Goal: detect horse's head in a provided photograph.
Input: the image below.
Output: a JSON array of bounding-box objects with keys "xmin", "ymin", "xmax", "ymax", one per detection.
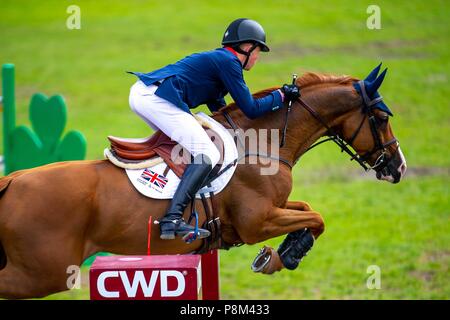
[
  {"xmin": 337, "ymin": 63, "xmax": 407, "ymax": 183},
  {"xmin": 215, "ymin": 65, "xmax": 407, "ymax": 183}
]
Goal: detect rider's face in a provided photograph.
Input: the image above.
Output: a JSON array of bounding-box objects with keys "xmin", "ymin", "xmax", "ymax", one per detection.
[{"xmin": 244, "ymin": 46, "xmax": 261, "ymax": 71}]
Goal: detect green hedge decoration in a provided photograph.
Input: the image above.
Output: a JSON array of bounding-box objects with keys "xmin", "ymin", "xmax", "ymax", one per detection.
[{"xmin": 2, "ymin": 64, "xmax": 86, "ymax": 174}]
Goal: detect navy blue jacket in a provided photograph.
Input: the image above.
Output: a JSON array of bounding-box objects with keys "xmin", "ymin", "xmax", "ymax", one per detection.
[{"xmin": 128, "ymin": 48, "xmax": 283, "ymax": 119}]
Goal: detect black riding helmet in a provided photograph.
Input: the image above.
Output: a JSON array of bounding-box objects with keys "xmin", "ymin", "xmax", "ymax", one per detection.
[
  {"xmin": 222, "ymin": 18, "xmax": 270, "ymax": 52},
  {"xmin": 222, "ymin": 18, "xmax": 270, "ymax": 69}
]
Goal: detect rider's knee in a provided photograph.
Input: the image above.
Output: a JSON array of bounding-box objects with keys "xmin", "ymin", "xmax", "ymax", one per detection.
[
  {"xmin": 209, "ymin": 147, "xmax": 221, "ymax": 167},
  {"xmin": 196, "ymin": 147, "xmax": 220, "ymax": 167}
]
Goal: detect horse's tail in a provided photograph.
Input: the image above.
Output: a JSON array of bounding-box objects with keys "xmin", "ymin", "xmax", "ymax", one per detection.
[{"xmin": 0, "ymin": 171, "xmax": 25, "ymax": 270}]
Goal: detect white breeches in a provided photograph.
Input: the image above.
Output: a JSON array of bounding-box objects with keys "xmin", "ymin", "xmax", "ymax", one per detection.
[{"xmin": 129, "ymin": 80, "xmax": 220, "ymax": 167}]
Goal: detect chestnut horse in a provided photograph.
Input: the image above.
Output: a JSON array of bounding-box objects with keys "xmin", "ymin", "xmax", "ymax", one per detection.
[{"xmin": 0, "ymin": 66, "xmax": 406, "ymax": 298}]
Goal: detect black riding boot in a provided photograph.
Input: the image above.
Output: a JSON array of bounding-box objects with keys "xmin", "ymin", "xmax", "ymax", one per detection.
[{"xmin": 159, "ymin": 154, "xmax": 214, "ymax": 241}]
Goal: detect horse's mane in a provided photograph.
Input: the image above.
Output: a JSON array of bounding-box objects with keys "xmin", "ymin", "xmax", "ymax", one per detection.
[
  {"xmin": 216, "ymin": 72, "xmax": 358, "ymax": 114},
  {"xmin": 296, "ymin": 72, "xmax": 357, "ymax": 88}
]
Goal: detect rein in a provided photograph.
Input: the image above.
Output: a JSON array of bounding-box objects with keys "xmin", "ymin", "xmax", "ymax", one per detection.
[
  {"xmin": 219, "ymin": 78, "xmax": 398, "ymax": 173},
  {"xmin": 221, "ymin": 110, "xmax": 294, "ymax": 169},
  {"xmin": 289, "ymin": 80, "xmax": 397, "ymax": 171}
]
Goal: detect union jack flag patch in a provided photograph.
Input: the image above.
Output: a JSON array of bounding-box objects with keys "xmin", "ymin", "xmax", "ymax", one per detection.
[{"xmin": 140, "ymin": 169, "xmax": 169, "ymax": 189}]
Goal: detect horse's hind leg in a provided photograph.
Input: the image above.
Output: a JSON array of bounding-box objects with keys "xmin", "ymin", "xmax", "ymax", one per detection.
[
  {"xmin": 0, "ymin": 263, "xmax": 44, "ymax": 299},
  {"xmin": 0, "ymin": 236, "xmax": 79, "ymax": 299},
  {"xmin": 0, "ymin": 172, "xmax": 87, "ymax": 299},
  {"xmin": 0, "ymin": 260, "xmax": 76, "ymax": 299}
]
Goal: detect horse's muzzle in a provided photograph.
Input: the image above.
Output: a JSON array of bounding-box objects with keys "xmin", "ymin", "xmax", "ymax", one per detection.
[{"xmin": 376, "ymin": 146, "xmax": 407, "ymax": 184}]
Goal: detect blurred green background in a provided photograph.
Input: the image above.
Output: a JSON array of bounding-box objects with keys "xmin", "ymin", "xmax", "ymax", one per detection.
[{"xmin": 0, "ymin": 0, "xmax": 448, "ymax": 299}]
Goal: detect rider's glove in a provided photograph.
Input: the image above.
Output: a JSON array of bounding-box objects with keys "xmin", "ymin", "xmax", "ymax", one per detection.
[{"xmin": 281, "ymin": 84, "xmax": 300, "ymax": 103}]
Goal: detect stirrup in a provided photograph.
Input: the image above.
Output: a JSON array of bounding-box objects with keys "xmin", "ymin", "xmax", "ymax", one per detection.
[{"xmin": 159, "ymin": 217, "xmax": 210, "ymax": 241}]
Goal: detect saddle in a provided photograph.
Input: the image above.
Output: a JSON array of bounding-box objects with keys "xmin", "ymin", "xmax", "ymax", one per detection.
[
  {"xmin": 106, "ymin": 112, "xmax": 240, "ymax": 253},
  {"xmin": 107, "ymin": 126, "xmax": 224, "ymax": 178}
]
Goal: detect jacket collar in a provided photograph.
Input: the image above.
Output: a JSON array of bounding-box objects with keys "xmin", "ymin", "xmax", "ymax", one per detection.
[{"xmin": 223, "ymin": 46, "xmax": 238, "ymax": 57}]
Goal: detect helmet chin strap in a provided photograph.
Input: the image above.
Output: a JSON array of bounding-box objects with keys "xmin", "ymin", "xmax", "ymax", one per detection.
[{"xmin": 233, "ymin": 42, "xmax": 259, "ymax": 69}]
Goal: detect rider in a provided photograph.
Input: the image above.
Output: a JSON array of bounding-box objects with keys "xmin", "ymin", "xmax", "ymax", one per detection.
[{"xmin": 128, "ymin": 18, "xmax": 300, "ymax": 242}]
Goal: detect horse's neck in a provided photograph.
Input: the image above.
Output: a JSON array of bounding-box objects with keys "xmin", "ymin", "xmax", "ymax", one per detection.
[{"xmin": 213, "ymin": 85, "xmax": 356, "ymax": 165}]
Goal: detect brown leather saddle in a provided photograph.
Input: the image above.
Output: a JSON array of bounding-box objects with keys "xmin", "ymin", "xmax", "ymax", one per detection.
[{"xmin": 108, "ymin": 127, "xmax": 224, "ymax": 178}]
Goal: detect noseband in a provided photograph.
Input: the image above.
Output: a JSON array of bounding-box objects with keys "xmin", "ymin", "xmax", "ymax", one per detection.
[{"xmin": 288, "ymin": 80, "xmax": 398, "ymax": 171}]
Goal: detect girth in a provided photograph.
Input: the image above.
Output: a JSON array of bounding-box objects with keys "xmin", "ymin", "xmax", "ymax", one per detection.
[{"xmin": 195, "ymin": 187, "xmax": 222, "ymax": 254}]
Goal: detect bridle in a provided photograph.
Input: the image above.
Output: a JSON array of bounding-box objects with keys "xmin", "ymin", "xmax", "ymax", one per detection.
[{"xmin": 281, "ymin": 79, "xmax": 398, "ymax": 172}]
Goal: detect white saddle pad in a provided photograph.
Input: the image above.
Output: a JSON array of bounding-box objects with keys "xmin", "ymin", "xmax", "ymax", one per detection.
[{"xmin": 125, "ymin": 112, "xmax": 238, "ymax": 199}]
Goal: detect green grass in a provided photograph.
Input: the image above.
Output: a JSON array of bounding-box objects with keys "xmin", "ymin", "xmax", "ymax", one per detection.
[
  {"xmin": 220, "ymin": 175, "xmax": 449, "ymax": 299},
  {"xmin": 0, "ymin": 0, "xmax": 448, "ymax": 299}
]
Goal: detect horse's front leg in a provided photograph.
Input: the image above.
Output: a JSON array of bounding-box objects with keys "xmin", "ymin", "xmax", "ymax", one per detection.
[
  {"xmin": 249, "ymin": 206, "xmax": 325, "ymax": 275},
  {"xmin": 285, "ymin": 200, "xmax": 313, "ymax": 211},
  {"xmin": 260, "ymin": 206, "xmax": 325, "ymax": 241},
  {"xmin": 284, "ymin": 200, "xmax": 326, "ymax": 238}
]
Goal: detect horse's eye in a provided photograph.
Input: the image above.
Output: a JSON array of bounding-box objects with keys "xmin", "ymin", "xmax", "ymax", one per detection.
[
  {"xmin": 377, "ymin": 113, "xmax": 389, "ymax": 122},
  {"xmin": 374, "ymin": 114, "xmax": 388, "ymax": 127}
]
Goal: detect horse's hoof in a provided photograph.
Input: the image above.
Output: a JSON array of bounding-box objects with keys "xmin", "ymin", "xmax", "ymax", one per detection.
[{"xmin": 251, "ymin": 246, "xmax": 284, "ymax": 274}]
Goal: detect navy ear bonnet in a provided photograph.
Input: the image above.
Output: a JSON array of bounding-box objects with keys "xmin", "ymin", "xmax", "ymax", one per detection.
[{"xmin": 353, "ymin": 63, "xmax": 393, "ymax": 116}]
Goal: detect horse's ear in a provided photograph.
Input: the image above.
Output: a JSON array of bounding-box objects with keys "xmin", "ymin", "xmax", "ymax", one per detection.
[
  {"xmin": 366, "ymin": 68, "xmax": 388, "ymax": 95},
  {"xmin": 365, "ymin": 63, "xmax": 382, "ymax": 82}
]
